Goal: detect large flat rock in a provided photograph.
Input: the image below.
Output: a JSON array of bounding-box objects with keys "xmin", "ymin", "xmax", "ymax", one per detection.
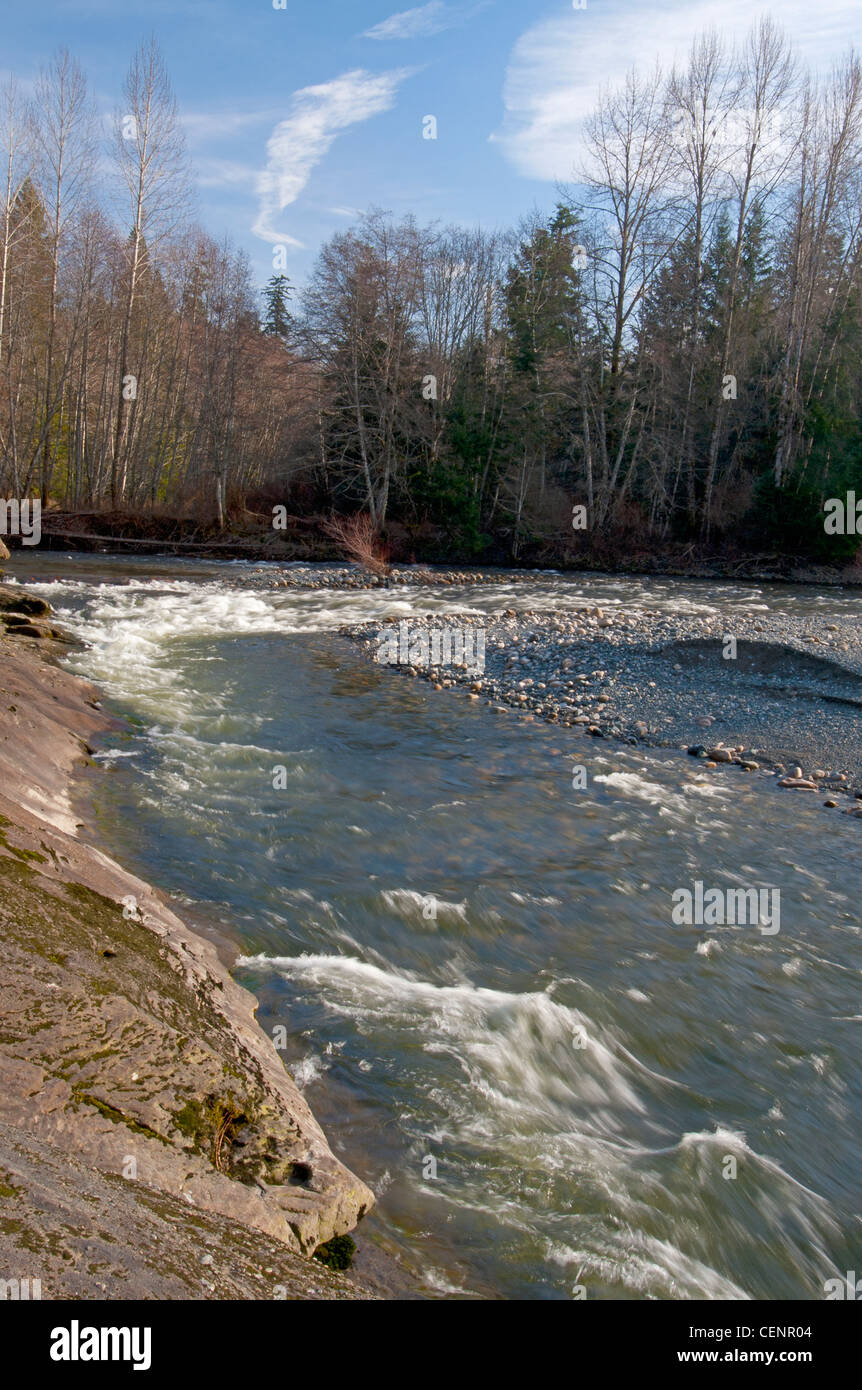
[{"xmin": 0, "ymin": 625, "xmax": 379, "ymax": 1296}]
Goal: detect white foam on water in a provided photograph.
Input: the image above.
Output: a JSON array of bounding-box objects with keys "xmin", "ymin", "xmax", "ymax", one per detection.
[
  {"xmin": 38, "ymin": 576, "xmax": 487, "ymax": 725},
  {"xmin": 422, "ymin": 1268, "xmax": 478, "ymax": 1297},
  {"xmin": 381, "ymin": 888, "xmax": 468, "ymax": 922},
  {"xmin": 695, "ymin": 938, "xmax": 721, "ymax": 956},
  {"xmin": 237, "ymin": 952, "xmax": 651, "ymax": 1141},
  {"xmin": 237, "ymin": 948, "xmax": 843, "ymax": 1298},
  {"xmin": 545, "ymin": 1236, "xmax": 749, "ymax": 1300},
  {"xmin": 290, "ymin": 1054, "xmax": 328, "ymax": 1090},
  {"xmin": 595, "ymin": 770, "xmax": 732, "ymax": 823}
]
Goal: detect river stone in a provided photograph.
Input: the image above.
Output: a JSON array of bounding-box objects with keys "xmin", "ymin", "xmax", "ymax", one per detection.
[{"xmin": 0, "ymin": 585, "xmax": 51, "ymax": 617}]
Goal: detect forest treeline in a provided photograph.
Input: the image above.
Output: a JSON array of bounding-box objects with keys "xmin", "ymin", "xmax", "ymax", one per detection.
[{"xmin": 2, "ymin": 20, "xmax": 862, "ymax": 565}]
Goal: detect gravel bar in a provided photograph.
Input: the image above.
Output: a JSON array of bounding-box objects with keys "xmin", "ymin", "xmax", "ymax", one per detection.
[{"xmin": 343, "ymin": 605, "xmax": 862, "ymax": 818}]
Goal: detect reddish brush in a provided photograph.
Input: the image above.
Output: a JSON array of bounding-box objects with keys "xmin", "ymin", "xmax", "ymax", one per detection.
[{"xmin": 323, "ymin": 513, "xmax": 390, "ymax": 578}]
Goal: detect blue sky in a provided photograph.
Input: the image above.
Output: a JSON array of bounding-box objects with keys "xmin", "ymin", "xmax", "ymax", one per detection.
[{"xmin": 3, "ymin": 0, "xmax": 860, "ymax": 289}]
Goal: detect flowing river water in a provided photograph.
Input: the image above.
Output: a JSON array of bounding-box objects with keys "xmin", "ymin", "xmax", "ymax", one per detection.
[{"xmin": 9, "ymin": 554, "xmax": 862, "ymax": 1300}]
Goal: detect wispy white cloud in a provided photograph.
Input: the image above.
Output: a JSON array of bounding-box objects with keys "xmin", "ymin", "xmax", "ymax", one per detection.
[
  {"xmin": 362, "ymin": 2, "xmax": 486, "ymax": 41},
  {"xmin": 253, "ymin": 68, "xmax": 412, "ymax": 245},
  {"xmin": 196, "ymin": 158, "xmax": 259, "ymax": 190},
  {"xmin": 493, "ymin": 0, "xmax": 860, "ymax": 184},
  {"xmin": 183, "ymin": 110, "xmax": 278, "ymax": 145}
]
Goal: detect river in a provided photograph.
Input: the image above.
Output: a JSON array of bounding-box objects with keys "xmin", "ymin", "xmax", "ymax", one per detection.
[{"xmin": 9, "ymin": 553, "xmax": 861, "ymax": 1300}]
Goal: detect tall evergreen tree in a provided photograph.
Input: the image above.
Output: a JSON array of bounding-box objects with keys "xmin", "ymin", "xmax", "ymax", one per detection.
[{"xmin": 261, "ymin": 273, "xmax": 292, "ymax": 340}]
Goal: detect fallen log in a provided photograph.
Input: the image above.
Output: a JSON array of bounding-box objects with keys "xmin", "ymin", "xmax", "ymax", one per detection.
[{"xmin": 39, "ymin": 529, "xmax": 258, "ymax": 551}]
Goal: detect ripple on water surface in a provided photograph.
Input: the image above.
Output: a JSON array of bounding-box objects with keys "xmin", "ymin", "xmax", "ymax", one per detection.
[{"xmin": 12, "ymin": 555, "xmax": 862, "ymax": 1299}]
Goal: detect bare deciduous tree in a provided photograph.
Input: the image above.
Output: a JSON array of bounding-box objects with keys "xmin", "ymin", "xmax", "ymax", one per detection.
[{"xmin": 111, "ymin": 36, "xmax": 188, "ymax": 504}]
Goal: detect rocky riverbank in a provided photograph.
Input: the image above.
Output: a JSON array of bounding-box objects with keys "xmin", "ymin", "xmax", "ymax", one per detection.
[
  {"xmin": 344, "ymin": 606, "xmax": 862, "ymax": 816},
  {"xmin": 233, "ymin": 564, "xmax": 533, "ymax": 591},
  {"xmin": 27, "ymin": 511, "xmax": 862, "ymax": 587},
  {"xmin": 0, "ymin": 588, "xmax": 393, "ymax": 1299},
  {"xmin": 236, "ymin": 559, "xmax": 862, "ymax": 594}
]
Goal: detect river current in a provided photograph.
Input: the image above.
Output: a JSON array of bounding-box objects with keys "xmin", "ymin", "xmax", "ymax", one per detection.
[{"xmin": 9, "ymin": 554, "xmax": 861, "ymax": 1300}]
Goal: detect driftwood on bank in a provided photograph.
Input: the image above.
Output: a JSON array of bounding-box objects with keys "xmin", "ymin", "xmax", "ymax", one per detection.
[{"xmin": 39, "ymin": 528, "xmax": 255, "ymax": 551}]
